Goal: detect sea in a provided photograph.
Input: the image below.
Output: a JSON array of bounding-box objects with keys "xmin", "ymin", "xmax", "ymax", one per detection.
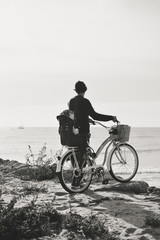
[{"xmin": 0, "ymin": 126, "xmax": 160, "ymax": 187}]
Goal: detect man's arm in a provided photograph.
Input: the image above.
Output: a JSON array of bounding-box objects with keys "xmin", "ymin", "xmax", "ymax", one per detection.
[{"xmin": 87, "ymin": 100, "xmax": 116, "ymax": 122}]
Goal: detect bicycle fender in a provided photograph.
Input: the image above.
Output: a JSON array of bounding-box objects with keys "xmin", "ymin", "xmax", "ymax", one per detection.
[
  {"xmin": 106, "ymin": 144, "xmax": 119, "ymax": 171},
  {"xmin": 107, "ymin": 143, "xmax": 126, "ymax": 171},
  {"xmin": 106, "ymin": 150, "xmax": 112, "ymax": 171},
  {"xmin": 56, "ymin": 150, "xmax": 71, "ymax": 173},
  {"xmin": 56, "ymin": 160, "xmax": 61, "ymax": 173}
]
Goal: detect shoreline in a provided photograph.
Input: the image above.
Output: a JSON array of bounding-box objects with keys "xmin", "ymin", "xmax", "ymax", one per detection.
[
  {"xmin": 1, "ymin": 158, "xmax": 160, "ymax": 239},
  {"xmin": 1, "ymin": 156, "xmax": 160, "ymax": 187},
  {"xmin": 133, "ymin": 172, "xmax": 160, "ymax": 188}
]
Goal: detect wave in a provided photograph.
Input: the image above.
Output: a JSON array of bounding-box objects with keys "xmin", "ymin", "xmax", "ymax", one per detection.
[
  {"xmin": 131, "ymin": 136, "xmax": 156, "ymax": 139},
  {"xmin": 98, "ymin": 148, "xmax": 160, "ymax": 154},
  {"xmin": 137, "ymin": 169, "xmax": 160, "ymax": 174},
  {"xmin": 137, "ymin": 148, "xmax": 160, "ymax": 153}
]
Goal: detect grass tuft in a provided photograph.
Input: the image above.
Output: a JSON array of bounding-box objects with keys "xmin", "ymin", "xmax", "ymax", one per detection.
[{"xmin": 145, "ymin": 214, "xmax": 160, "ymax": 228}]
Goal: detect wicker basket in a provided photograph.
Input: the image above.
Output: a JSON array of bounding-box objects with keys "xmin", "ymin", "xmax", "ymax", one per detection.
[{"xmin": 110, "ymin": 124, "xmax": 131, "ymax": 142}]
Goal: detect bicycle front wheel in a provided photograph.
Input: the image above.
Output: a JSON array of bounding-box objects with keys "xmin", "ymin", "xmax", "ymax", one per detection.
[
  {"xmin": 58, "ymin": 151, "xmax": 93, "ymax": 193},
  {"xmin": 108, "ymin": 143, "xmax": 139, "ymax": 182}
]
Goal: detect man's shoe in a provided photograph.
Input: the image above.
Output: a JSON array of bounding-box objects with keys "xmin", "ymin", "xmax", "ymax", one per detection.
[
  {"xmin": 71, "ymin": 185, "xmax": 80, "ymax": 189},
  {"xmin": 71, "ymin": 176, "xmax": 81, "ymax": 189}
]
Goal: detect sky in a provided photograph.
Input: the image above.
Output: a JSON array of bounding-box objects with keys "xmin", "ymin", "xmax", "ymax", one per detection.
[{"xmin": 0, "ymin": 0, "xmax": 160, "ymax": 127}]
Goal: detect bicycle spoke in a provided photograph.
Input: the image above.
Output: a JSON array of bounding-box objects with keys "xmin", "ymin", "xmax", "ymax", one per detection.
[
  {"xmin": 58, "ymin": 151, "xmax": 93, "ymax": 193},
  {"xmin": 109, "ymin": 143, "xmax": 139, "ymax": 182}
]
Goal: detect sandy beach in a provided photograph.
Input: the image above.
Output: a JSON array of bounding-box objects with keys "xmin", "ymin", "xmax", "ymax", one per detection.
[{"xmin": 0, "ymin": 159, "xmax": 160, "ymax": 240}]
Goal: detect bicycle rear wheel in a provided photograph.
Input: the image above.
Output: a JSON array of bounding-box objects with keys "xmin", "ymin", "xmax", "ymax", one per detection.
[
  {"xmin": 108, "ymin": 143, "xmax": 139, "ymax": 182},
  {"xmin": 58, "ymin": 151, "xmax": 93, "ymax": 193}
]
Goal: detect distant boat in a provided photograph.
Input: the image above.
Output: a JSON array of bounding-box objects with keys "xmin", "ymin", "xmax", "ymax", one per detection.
[
  {"xmin": 18, "ymin": 121, "xmax": 24, "ymax": 129},
  {"xmin": 18, "ymin": 126, "xmax": 24, "ymax": 129}
]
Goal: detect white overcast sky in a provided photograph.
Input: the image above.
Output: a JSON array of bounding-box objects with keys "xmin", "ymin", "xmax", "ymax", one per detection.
[{"xmin": 0, "ymin": 0, "xmax": 160, "ymax": 127}]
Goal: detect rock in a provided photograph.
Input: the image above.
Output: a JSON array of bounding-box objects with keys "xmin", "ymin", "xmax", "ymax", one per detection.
[
  {"xmin": 95, "ymin": 181, "xmax": 149, "ymax": 194},
  {"xmin": 148, "ymin": 186, "xmax": 160, "ymax": 195}
]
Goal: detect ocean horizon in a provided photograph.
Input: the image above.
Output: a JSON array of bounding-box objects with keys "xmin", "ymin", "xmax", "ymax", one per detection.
[{"xmin": 0, "ymin": 126, "xmax": 160, "ymax": 182}]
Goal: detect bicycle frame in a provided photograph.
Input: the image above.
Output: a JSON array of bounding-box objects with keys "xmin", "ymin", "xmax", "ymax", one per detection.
[
  {"xmin": 56, "ymin": 136, "xmax": 118, "ymax": 173},
  {"xmin": 56, "ymin": 146, "xmax": 79, "ymax": 172},
  {"xmin": 57, "ymin": 121, "xmax": 139, "ymax": 193},
  {"xmin": 95, "ymin": 137, "xmax": 112, "ymax": 164},
  {"xmin": 56, "ymin": 121, "xmax": 121, "ymax": 173}
]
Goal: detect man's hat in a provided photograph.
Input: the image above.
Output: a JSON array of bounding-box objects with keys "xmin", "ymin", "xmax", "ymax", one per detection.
[{"xmin": 74, "ymin": 81, "xmax": 87, "ymax": 93}]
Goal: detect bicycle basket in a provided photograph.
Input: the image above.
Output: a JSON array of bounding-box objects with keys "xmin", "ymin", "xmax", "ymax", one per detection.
[{"xmin": 110, "ymin": 124, "xmax": 131, "ymax": 142}]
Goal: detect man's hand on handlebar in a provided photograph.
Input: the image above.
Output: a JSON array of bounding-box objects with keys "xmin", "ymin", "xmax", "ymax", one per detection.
[
  {"xmin": 112, "ymin": 116, "xmax": 119, "ymax": 123},
  {"xmin": 89, "ymin": 118, "xmax": 96, "ymax": 125}
]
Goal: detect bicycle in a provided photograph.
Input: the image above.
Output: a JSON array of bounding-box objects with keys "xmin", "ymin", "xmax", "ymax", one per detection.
[{"xmin": 56, "ymin": 121, "xmax": 139, "ymax": 194}]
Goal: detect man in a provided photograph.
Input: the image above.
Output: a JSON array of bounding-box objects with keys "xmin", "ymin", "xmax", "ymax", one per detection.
[
  {"xmin": 69, "ymin": 81, "xmax": 117, "ymax": 188},
  {"xmin": 69, "ymin": 81, "xmax": 117, "ymax": 135}
]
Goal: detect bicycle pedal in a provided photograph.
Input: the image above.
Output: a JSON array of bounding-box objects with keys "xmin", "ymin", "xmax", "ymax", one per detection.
[
  {"xmin": 96, "ymin": 167, "xmax": 104, "ymax": 172},
  {"xmin": 91, "ymin": 153, "xmax": 96, "ymax": 158},
  {"xmin": 102, "ymin": 179, "xmax": 109, "ymax": 185}
]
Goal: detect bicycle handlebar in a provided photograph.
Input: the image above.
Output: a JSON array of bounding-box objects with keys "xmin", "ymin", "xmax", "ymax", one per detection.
[
  {"xmin": 89, "ymin": 119, "xmax": 120, "ymax": 129},
  {"xmin": 94, "ymin": 121, "xmax": 109, "ymax": 129}
]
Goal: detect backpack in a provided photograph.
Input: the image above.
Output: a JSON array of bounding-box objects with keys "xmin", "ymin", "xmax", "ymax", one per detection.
[{"xmin": 57, "ymin": 113, "xmax": 74, "ymax": 146}]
